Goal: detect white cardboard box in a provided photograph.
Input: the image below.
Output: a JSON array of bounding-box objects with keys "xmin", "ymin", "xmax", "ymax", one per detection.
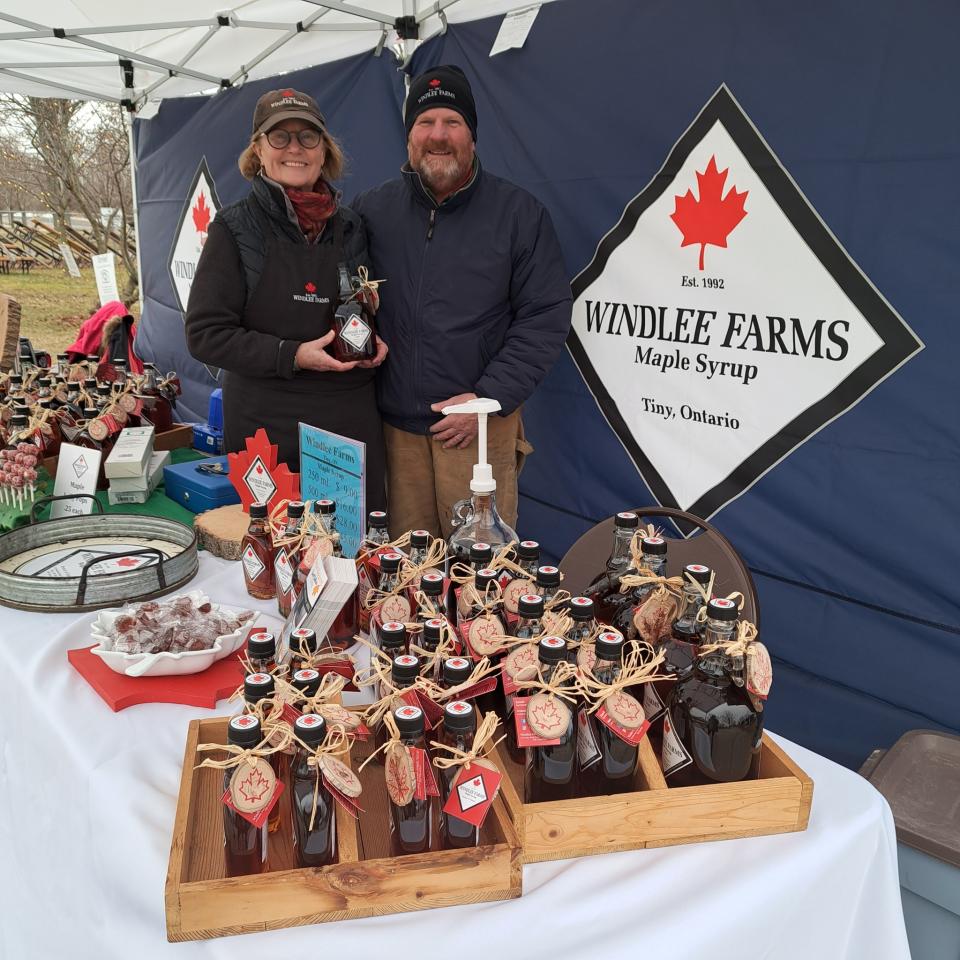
[
  {"xmin": 107, "ymin": 450, "xmax": 170, "ymax": 503},
  {"xmin": 104, "ymin": 426, "xmax": 155, "ymax": 479}
]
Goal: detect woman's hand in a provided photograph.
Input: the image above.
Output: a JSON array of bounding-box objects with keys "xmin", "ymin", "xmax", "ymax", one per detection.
[
  {"xmin": 295, "ymin": 331, "xmax": 358, "ymax": 372},
  {"xmin": 356, "ymin": 335, "xmax": 389, "ymax": 369}
]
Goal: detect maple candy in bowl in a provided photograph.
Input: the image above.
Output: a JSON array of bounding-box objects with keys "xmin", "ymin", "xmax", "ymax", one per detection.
[{"xmin": 90, "ymin": 590, "xmax": 259, "ymax": 677}]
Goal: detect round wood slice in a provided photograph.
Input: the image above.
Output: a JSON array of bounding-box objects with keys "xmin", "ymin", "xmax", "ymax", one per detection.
[{"xmin": 196, "ymin": 504, "xmax": 248, "ymax": 561}]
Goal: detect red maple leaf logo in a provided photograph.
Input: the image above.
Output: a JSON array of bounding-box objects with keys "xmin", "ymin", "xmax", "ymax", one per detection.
[
  {"xmin": 114, "ymin": 557, "xmax": 140, "ymax": 568},
  {"xmin": 192, "ymin": 192, "xmax": 211, "ymax": 234},
  {"xmin": 237, "ymin": 767, "xmax": 271, "ymax": 804},
  {"xmin": 282, "ymin": 88, "xmax": 295, "ymax": 98},
  {"xmin": 429, "ymin": 78, "xmax": 441, "ymax": 88},
  {"xmin": 670, "ymin": 155, "xmax": 748, "ymax": 270},
  {"xmin": 305, "ymin": 282, "xmax": 316, "ymax": 294}
]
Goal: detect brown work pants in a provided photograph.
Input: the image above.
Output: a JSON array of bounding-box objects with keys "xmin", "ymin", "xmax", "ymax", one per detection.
[{"xmin": 384, "ymin": 410, "xmax": 533, "ymax": 538}]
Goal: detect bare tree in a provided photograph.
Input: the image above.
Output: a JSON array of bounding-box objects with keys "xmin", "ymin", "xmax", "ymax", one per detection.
[{"xmin": 0, "ymin": 96, "xmax": 138, "ymax": 297}]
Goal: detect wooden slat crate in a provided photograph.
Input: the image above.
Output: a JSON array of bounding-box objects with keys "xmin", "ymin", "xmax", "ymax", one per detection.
[
  {"xmin": 165, "ymin": 716, "xmax": 523, "ymax": 941},
  {"xmin": 495, "ymin": 733, "xmax": 813, "ymax": 864}
]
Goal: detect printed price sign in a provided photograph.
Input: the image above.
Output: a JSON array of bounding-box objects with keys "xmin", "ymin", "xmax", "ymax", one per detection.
[{"xmin": 299, "ymin": 423, "xmax": 365, "ymax": 559}]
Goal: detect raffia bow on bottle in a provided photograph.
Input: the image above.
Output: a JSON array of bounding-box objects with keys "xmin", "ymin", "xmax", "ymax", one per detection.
[
  {"xmin": 449, "ymin": 561, "xmax": 504, "ymax": 614},
  {"xmin": 13, "ymin": 407, "xmax": 56, "ymax": 445},
  {"xmin": 513, "ymin": 659, "xmax": 580, "ymax": 702},
  {"xmin": 289, "ymin": 724, "xmax": 354, "ymax": 829},
  {"xmin": 287, "ymin": 625, "xmax": 358, "ymax": 669},
  {"xmin": 576, "ymin": 642, "xmax": 668, "ymax": 723},
  {"xmin": 356, "ymin": 710, "xmax": 425, "ymax": 806},
  {"xmin": 697, "ymin": 618, "xmax": 771, "ymax": 707},
  {"xmin": 408, "ymin": 616, "xmax": 460, "ymax": 676},
  {"xmin": 695, "ymin": 589, "xmax": 746, "ymax": 625},
  {"xmin": 358, "ymin": 654, "xmax": 437, "ymax": 730},
  {"xmin": 269, "ymin": 499, "xmax": 339, "ymax": 556},
  {"xmin": 293, "ymin": 671, "xmax": 349, "ymax": 713},
  {"xmin": 362, "ymin": 551, "xmax": 422, "ymax": 613},
  {"xmin": 430, "ymin": 710, "xmax": 504, "ymax": 774},
  {"xmin": 400, "ymin": 534, "xmax": 447, "ymax": 582},
  {"xmin": 431, "ymin": 655, "xmax": 504, "ymax": 704},
  {"xmin": 344, "ymin": 265, "xmax": 386, "ymax": 310},
  {"xmin": 617, "ymin": 569, "xmax": 686, "ymax": 644}
]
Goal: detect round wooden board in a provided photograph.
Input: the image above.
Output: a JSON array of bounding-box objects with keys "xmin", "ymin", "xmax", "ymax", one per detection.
[{"xmin": 196, "ymin": 504, "xmax": 248, "ymax": 561}]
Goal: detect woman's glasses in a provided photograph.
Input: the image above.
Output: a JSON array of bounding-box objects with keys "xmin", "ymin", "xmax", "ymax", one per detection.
[{"xmin": 262, "ymin": 128, "xmax": 322, "ymax": 149}]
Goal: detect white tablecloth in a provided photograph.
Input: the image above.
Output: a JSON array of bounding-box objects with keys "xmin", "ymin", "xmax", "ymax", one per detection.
[{"xmin": 0, "ymin": 554, "xmax": 911, "ymax": 959}]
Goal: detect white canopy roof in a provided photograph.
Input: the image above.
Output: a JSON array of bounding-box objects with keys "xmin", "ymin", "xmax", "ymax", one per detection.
[{"xmin": 0, "ymin": 0, "xmax": 555, "ymax": 109}]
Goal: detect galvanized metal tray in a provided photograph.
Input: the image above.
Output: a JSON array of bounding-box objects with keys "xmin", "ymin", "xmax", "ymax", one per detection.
[{"xmin": 0, "ymin": 495, "xmax": 199, "ymax": 612}]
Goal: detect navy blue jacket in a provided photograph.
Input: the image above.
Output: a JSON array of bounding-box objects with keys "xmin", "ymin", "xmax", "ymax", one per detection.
[{"xmin": 353, "ymin": 160, "xmax": 572, "ymax": 434}]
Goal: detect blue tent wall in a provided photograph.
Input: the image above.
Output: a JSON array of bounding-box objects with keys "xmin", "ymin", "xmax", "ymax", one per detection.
[{"xmin": 134, "ymin": 0, "xmax": 959, "ymax": 769}]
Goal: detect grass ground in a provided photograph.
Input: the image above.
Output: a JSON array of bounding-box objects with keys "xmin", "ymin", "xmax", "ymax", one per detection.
[{"xmin": 0, "ymin": 266, "xmax": 139, "ymax": 356}]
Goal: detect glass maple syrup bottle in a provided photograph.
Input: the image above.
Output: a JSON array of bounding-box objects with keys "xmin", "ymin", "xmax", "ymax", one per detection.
[
  {"xmin": 469, "ymin": 541, "xmax": 493, "ymax": 570},
  {"xmin": 515, "ymin": 540, "xmax": 540, "ymax": 577},
  {"xmin": 417, "ymin": 618, "xmax": 444, "ymax": 677},
  {"xmin": 566, "ymin": 597, "xmax": 598, "ymax": 662},
  {"xmin": 241, "ymin": 504, "xmax": 276, "ymax": 600},
  {"xmin": 525, "ymin": 636, "xmax": 578, "ymax": 803},
  {"xmin": 514, "ymin": 593, "xmax": 544, "ymax": 639},
  {"xmin": 418, "ymin": 571, "xmax": 446, "ymax": 622},
  {"xmin": 581, "ymin": 631, "xmax": 637, "ymax": 796},
  {"xmin": 242, "ymin": 672, "xmax": 284, "ymax": 833},
  {"xmin": 138, "ymin": 362, "xmax": 174, "ymax": 432},
  {"xmin": 585, "ymin": 511, "xmax": 639, "ymax": 622},
  {"xmin": 379, "ymin": 620, "xmax": 408, "ymax": 657},
  {"xmin": 440, "ymin": 656, "xmax": 473, "ymax": 691},
  {"xmin": 613, "ymin": 536, "xmax": 668, "ymax": 640},
  {"xmin": 247, "ymin": 631, "xmax": 276, "ymax": 674},
  {"xmin": 365, "ymin": 509, "xmax": 390, "ymax": 546},
  {"xmin": 291, "ymin": 714, "xmax": 337, "ymax": 867},
  {"xmin": 388, "ymin": 704, "xmax": 433, "ymax": 856},
  {"xmin": 288, "ymin": 627, "xmax": 318, "ymax": 672},
  {"xmin": 276, "ymin": 501, "xmax": 305, "ymax": 616},
  {"xmin": 663, "ymin": 563, "xmax": 712, "ymax": 674},
  {"xmin": 373, "ymin": 654, "xmax": 421, "ymax": 760},
  {"xmin": 314, "ymin": 499, "xmax": 343, "ymax": 558},
  {"xmin": 291, "ymin": 667, "xmax": 322, "ymax": 701},
  {"xmin": 534, "ymin": 565, "xmax": 562, "ymax": 606},
  {"xmin": 409, "ymin": 529, "xmax": 432, "ymax": 568},
  {"xmin": 438, "ymin": 700, "xmax": 480, "ymax": 850},
  {"xmin": 222, "ymin": 715, "xmax": 269, "ymax": 876},
  {"xmin": 664, "ymin": 597, "xmax": 762, "ymax": 787}
]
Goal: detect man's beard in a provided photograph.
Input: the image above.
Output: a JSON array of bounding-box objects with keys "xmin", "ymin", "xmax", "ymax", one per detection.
[{"xmin": 415, "ymin": 150, "xmax": 467, "ymax": 192}]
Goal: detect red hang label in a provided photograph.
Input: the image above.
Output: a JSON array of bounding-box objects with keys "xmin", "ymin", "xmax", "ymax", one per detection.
[
  {"xmin": 513, "ymin": 696, "xmax": 562, "ymax": 747},
  {"xmin": 412, "ymin": 746, "xmax": 440, "ymax": 800},
  {"xmin": 220, "ymin": 779, "xmax": 285, "ymax": 829},
  {"xmin": 453, "ymin": 676, "xmax": 499, "ymax": 701},
  {"xmin": 281, "ymin": 702, "xmax": 303, "ymax": 725},
  {"xmin": 316, "ymin": 658, "xmax": 358, "ymax": 691},
  {"xmin": 595, "ymin": 705, "xmax": 651, "ymax": 746},
  {"xmin": 442, "ymin": 761, "xmax": 502, "ymax": 828},
  {"xmin": 399, "ymin": 689, "xmax": 444, "ymax": 730},
  {"xmin": 322, "ymin": 775, "xmax": 364, "ymax": 819}
]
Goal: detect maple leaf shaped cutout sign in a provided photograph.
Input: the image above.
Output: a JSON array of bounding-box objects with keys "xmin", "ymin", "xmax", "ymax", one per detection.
[
  {"xmin": 227, "ymin": 427, "xmax": 300, "ymax": 514},
  {"xmin": 192, "ymin": 192, "xmax": 211, "ymax": 234},
  {"xmin": 670, "ymin": 155, "xmax": 748, "ymax": 270}
]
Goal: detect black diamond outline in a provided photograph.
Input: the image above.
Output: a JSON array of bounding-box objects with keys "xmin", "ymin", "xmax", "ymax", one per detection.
[{"xmin": 567, "ymin": 84, "xmax": 923, "ymax": 527}]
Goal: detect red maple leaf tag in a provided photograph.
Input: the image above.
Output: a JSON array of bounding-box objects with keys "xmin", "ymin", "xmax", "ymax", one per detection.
[
  {"xmin": 670, "ymin": 155, "xmax": 748, "ymax": 270},
  {"xmin": 305, "ymin": 281, "xmax": 316, "ymax": 294},
  {"xmin": 227, "ymin": 427, "xmax": 300, "ymax": 514},
  {"xmin": 192, "ymin": 192, "xmax": 211, "ymax": 235}
]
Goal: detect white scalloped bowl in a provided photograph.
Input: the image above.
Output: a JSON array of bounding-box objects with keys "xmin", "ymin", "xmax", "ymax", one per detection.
[{"xmin": 89, "ymin": 590, "xmax": 260, "ymax": 678}]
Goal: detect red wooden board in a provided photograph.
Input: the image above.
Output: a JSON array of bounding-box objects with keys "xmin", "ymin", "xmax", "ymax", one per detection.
[{"xmin": 68, "ymin": 645, "xmax": 245, "ymax": 712}]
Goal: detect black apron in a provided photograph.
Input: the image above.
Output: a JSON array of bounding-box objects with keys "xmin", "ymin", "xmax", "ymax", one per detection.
[{"xmin": 222, "ymin": 215, "xmax": 386, "ymax": 511}]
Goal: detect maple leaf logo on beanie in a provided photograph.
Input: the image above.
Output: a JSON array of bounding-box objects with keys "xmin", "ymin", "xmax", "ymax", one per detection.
[{"xmin": 429, "ymin": 78, "xmax": 441, "ymax": 88}]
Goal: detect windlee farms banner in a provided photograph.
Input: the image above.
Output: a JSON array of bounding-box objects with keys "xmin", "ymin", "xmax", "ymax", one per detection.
[{"xmin": 568, "ymin": 86, "xmax": 923, "ymax": 522}]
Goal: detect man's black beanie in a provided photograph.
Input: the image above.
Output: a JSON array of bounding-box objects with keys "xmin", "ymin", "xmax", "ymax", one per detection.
[{"xmin": 404, "ymin": 65, "xmax": 478, "ymax": 142}]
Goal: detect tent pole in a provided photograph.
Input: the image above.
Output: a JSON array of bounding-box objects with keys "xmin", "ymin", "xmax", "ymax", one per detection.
[{"xmin": 124, "ymin": 111, "xmax": 144, "ymax": 315}]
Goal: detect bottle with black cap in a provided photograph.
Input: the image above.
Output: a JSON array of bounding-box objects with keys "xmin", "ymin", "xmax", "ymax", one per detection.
[
  {"xmin": 243, "ymin": 671, "xmax": 283, "ymax": 832},
  {"xmin": 291, "ymin": 668, "xmax": 322, "ymax": 701},
  {"xmin": 417, "ymin": 618, "xmax": 445, "ymax": 677},
  {"xmin": 438, "ymin": 700, "xmax": 481, "ymax": 849},
  {"xmin": 241, "ymin": 503, "xmax": 276, "ymax": 600},
  {"xmin": 586, "ymin": 511, "xmax": 640, "ymax": 621},
  {"xmin": 222, "ymin": 714, "xmax": 269, "ymax": 875},
  {"xmin": 566, "ymin": 597, "xmax": 598, "ymax": 658},
  {"xmin": 247, "ymin": 630, "xmax": 276, "ymax": 673},
  {"xmin": 288, "ymin": 627, "xmax": 318, "ymax": 673},
  {"xmin": 85, "ymin": 354, "xmax": 101, "ymax": 378},
  {"xmin": 440, "ymin": 656, "xmax": 473, "ymax": 691},
  {"xmin": 377, "ymin": 551, "xmax": 404, "ymax": 596},
  {"xmin": 469, "ymin": 541, "xmax": 493, "ymax": 570},
  {"xmin": 580, "ymin": 631, "xmax": 637, "ymax": 796},
  {"xmin": 612, "ymin": 536, "xmax": 669, "ymax": 640},
  {"xmin": 373, "ymin": 653, "xmax": 422, "ymax": 760},
  {"xmin": 417, "ymin": 570, "xmax": 447, "ymax": 622},
  {"xmin": 515, "ymin": 540, "xmax": 540, "ymax": 577},
  {"xmin": 525, "ymin": 635, "xmax": 578, "ymax": 803},
  {"xmin": 666, "ymin": 597, "xmax": 762, "ymax": 787},
  {"xmin": 409, "ymin": 529, "xmax": 432, "ymax": 569},
  {"xmin": 661, "ymin": 563, "xmax": 713, "ymax": 676},
  {"xmin": 291, "ymin": 714, "xmax": 337, "ymax": 867},
  {"xmin": 534, "ymin": 565, "xmax": 562, "ymax": 607},
  {"xmin": 276, "ymin": 501, "xmax": 306, "ymax": 617},
  {"xmin": 379, "ymin": 620, "xmax": 408, "ymax": 659},
  {"xmin": 365, "ymin": 509, "xmax": 390, "ymax": 546},
  {"xmin": 389, "ymin": 703, "xmax": 433, "ymax": 856},
  {"xmin": 313, "ymin": 499, "xmax": 343, "ymax": 558},
  {"xmin": 514, "ymin": 593, "xmax": 544, "ymax": 640}
]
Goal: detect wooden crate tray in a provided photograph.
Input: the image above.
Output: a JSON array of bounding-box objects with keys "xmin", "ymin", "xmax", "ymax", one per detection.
[
  {"xmin": 495, "ymin": 733, "xmax": 813, "ymax": 864},
  {"xmin": 165, "ymin": 716, "xmax": 522, "ymax": 941}
]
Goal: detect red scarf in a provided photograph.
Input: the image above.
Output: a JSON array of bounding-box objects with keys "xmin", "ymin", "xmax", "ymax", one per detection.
[{"xmin": 286, "ymin": 181, "xmax": 337, "ymax": 241}]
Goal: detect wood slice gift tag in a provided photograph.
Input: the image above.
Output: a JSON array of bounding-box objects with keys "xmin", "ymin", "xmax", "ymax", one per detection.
[
  {"xmin": 596, "ymin": 689, "xmax": 651, "ymax": 746},
  {"xmin": 385, "ymin": 745, "xmax": 416, "ymax": 806},
  {"xmin": 633, "ymin": 590, "xmax": 680, "ymax": 645},
  {"xmin": 502, "ymin": 578, "xmax": 535, "ymax": 615},
  {"xmin": 746, "ymin": 641, "xmax": 773, "ymax": 710},
  {"xmin": 526, "ymin": 692, "xmax": 571, "ymax": 740}
]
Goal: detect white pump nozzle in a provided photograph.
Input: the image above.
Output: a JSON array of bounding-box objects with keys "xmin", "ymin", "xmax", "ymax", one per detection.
[{"xmin": 442, "ymin": 397, "xmax": 501, "ymax": 494}]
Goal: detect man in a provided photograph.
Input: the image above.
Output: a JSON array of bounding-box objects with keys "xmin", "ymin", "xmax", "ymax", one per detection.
[{"xmin": 353, "ymin": 64, "xmax": 572, "ymax": 537}]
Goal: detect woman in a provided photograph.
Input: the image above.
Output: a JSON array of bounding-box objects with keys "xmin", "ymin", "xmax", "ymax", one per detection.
[{"xmin": 185, "ymin": 88, "xmax": 387, "ymax": 509}]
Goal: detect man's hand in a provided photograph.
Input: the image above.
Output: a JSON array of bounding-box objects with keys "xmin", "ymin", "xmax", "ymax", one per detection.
[
  {"xmin": 356, "ymin": 335, "xmax": 389, "ymax": 369},
  {"xmin": 430, "ymin": 392, "xmax": 479, "ymax": 449},
  {"xmin": 295, "ymin": 331, "xmax": 358, "ymax": 373}
]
